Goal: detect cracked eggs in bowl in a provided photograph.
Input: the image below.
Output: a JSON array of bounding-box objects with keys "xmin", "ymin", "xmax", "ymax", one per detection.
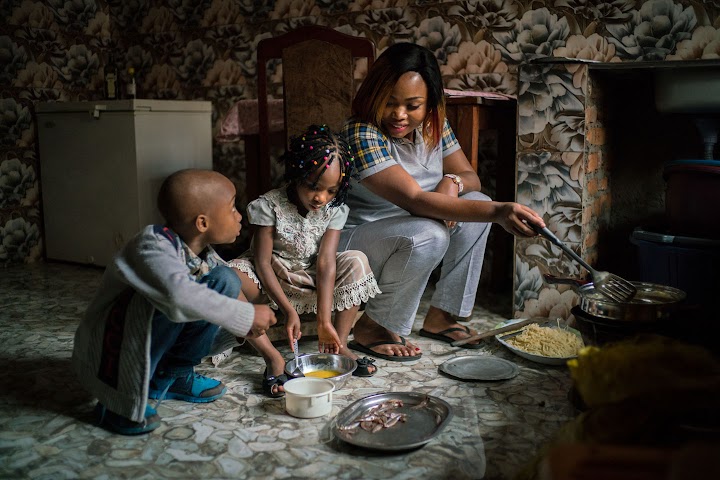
[{"xmin": 284, "ymin": 353, "xmax": 356, "ymax": 389}]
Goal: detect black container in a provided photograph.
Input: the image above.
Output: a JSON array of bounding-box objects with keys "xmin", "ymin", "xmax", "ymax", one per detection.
[
  {"xmin": 664, "ymin": 160, "xmax": 720, "ymax": 239},
  {"xmin": 630, "ymin": 228, "xmax": 719, "ymax": 315}
]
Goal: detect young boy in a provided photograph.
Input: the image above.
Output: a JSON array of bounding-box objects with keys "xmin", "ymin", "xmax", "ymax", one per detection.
[{"xmin": 72, "ymin": 169, "xmax": 277, "ymax": 435}]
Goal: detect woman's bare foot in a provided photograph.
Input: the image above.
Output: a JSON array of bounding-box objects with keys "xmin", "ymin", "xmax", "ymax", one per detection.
[
  {"xmin": 349, "ymin": 313, "xmax": 421, "ymax": 359},
  {"xmin": 421, "ymin": 306, "xmax": 481, "ymax": 346}
]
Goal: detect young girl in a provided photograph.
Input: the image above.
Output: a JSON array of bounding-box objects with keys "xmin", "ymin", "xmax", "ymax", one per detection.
[{"xmin": 230, "ymin": 124, "xmax": 381, "ymax": 397}]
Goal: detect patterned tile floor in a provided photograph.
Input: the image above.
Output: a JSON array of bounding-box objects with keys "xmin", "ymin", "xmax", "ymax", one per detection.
[{"xmin": 0, "ymin": 263, "xmax": 577, "ymax": 480}]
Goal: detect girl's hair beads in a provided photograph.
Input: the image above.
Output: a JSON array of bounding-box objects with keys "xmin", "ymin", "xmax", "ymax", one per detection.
[{"xmin": 280, "ymin": 124, "xmax": 355, "ymax": 207}]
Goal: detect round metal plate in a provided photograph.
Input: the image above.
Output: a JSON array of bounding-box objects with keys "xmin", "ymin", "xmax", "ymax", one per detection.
[
  {"xmin": 439, "ymin": 355, "xmax": 519, "ymax": 381},
  {"xmin": 332, "ymin": 392, "xmax": 452, "ymax": 451}
]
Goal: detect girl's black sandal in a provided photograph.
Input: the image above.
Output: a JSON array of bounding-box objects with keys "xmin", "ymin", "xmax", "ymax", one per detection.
[
  {"xmin": 352, "ymin": 356, "xmax": 377, "ymax": 377},
  {"xmin": 262, "ymin": 369, "xmax": 289, "ymax": 398}
]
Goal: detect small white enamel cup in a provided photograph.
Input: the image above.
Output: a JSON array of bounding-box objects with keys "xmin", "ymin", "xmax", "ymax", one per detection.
[{"xmin": 283, "ymin": 377, "xmax": 335, "ymax": 418}]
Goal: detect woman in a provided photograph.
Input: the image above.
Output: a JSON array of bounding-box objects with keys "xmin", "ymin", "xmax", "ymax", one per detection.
[{"xmin": 339, "ymin": 42, "xmax": 544, "ymax": 361}]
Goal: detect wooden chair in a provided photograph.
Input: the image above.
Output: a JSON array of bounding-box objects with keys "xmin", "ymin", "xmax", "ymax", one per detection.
[
  {"xmin": 251, "ymin": 26, "xmax": 375, "ymax": 343},
  {"xmin": 251, "ymin": 25, "xmax": 375, "ymax": 202}
]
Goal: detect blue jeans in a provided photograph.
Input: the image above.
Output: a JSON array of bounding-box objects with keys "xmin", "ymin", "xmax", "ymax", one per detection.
[{"xmin": 149, "ymin": 266, "xmax": 241, "ymax": 379}]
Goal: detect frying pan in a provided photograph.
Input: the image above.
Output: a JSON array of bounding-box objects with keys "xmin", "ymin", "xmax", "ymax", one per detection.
[{"xmin": 544, "ymin": 274, "xmax": 686, "ymax": 323}]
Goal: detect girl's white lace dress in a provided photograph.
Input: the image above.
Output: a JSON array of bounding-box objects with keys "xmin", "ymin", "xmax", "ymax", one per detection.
[{"xmin": 229, "ymin": 188, "xmax": 380, "ymax": 314}]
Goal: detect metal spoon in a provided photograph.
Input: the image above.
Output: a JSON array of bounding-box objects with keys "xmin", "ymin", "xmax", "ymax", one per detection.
[{"xmin": 290, "ymin": 338, "xmax": 304, "ymax": 378}]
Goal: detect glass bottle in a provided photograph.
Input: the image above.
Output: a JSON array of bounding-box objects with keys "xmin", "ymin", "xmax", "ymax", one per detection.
[
  {"xmin": 126, "ymin": 67, "xmax": 137, "ymax": 99},
  {"xmin": 104, "ymin": 53, "xmax": 118, "ymax": 100}
]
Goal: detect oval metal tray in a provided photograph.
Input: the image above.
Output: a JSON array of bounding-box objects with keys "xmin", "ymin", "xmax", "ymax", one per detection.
[
  {"xmin": 332, "ymin": 392, "xmax": 452, "ymax": 451},
  {"xmin": 439, "ymin": 355, "xmax": 520, "ymax": 381}
]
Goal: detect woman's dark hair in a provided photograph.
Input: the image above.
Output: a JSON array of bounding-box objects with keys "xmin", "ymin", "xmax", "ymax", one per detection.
[
  {"xmin": 280, "ymin": 124, "xmax": 354, "ymax": 207},
  {"xmin": 352, "ymin": 42, "xmax": 446, "ymax": 149}
]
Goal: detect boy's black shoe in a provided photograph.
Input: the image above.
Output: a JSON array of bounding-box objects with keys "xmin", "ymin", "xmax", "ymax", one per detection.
[{"xmin": 94, "ymin": 403, "xmax": 161, "ymax": 435}]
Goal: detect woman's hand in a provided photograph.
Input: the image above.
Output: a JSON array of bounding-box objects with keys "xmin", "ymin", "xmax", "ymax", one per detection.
[
  {"xmin": 317, "ymin": 321, "xmax": 342, "ymax": 354},
  {"xmin": 285, "ymin": 311, "xmax": 302, "ymax": 349},
  {"xmin": 495, "ymin": 202, "xmax": 545, "ymax": 237}
]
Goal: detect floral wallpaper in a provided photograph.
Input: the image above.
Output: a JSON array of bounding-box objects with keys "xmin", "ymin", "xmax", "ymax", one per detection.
[
  {"xmin": 2, "ymin": 0, "xmax": 719, "ymax": 315},
  {"xmin": 510, "ymin": 1, "xmax": 720, "ymax": 319}
]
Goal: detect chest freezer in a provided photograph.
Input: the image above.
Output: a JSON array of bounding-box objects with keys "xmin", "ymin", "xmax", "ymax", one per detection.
[{"xmin": 36, "ymin": 99, "xmax": 213, "ymax": 266}]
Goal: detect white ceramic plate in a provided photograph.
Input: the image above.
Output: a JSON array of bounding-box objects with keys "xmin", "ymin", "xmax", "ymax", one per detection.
[{"xmin": 494, "ymin": 319, "xmax": 583, "ymax": 366}]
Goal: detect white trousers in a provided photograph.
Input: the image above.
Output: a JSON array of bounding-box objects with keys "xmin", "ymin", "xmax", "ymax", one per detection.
[{"xmin": 338, "ymin": 191, "xmax": 492, "ymax": 336}]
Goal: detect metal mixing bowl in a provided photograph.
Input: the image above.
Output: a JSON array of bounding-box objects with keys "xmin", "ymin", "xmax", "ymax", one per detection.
[{"xmin": 284, "ymin": 353, "xmax": 356, "ymax": 389}]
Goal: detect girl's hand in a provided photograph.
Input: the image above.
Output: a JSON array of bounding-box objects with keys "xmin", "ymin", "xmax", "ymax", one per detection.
[
  {"xmin": 317, "ymin": 322, "xmax": 341, "ymax": 354},
  {"xmin": 285, "ymin": 311, "xmax": 302, "ymax": 350}
]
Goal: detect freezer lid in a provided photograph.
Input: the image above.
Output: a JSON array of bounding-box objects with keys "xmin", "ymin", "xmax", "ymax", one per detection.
[{"xmin": 36, "ymin": 99, "xmax": 212, "ymax": 114}]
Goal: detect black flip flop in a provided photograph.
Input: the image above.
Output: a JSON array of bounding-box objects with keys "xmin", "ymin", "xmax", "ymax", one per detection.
[
  {"xmin": 418, "ymin": 325, "xmax": 485, "ymax": 349},
  {"xmin": 348, "ymin": 338, "xmax": 422, "ymax": 362},
  {"xmin": 352, "ymin": 356, "xmax": 378, "ymax": 377}
]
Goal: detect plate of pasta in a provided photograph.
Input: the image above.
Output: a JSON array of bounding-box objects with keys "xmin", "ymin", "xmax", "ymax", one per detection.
[{"xmin": 494, "ymin": 319, "xmax": 585, "ymax": 366}]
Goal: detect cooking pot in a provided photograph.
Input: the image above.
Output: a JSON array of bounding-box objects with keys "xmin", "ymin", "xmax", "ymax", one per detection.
[{"xmin": 544, "ymin": 274, "xmax": 686, "ymax": 323}]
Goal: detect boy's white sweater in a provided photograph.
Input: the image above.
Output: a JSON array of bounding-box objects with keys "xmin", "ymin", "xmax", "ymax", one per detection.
[{"xmin": 72, "ymin": 225, "xmax": 254, "ymax": 422}]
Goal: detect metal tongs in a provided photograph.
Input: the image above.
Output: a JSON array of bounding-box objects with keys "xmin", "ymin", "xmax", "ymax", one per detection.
[{"xmin": 528, "ymin": 222, "xmax": 637, "ymax": 303}]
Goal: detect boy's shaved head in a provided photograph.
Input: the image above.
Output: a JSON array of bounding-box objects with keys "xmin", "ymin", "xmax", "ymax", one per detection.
[{"xmin": 157, "ymin": 169, "xmax": 232, "ymax": 231}]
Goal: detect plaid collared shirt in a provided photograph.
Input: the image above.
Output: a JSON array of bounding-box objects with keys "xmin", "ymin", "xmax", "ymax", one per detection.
[
  {"xmin": 342, "ymin": 118, "xmax": 459, "ymax": 178},
  {"xmin": 340, "ymin": 118, "xmax": 461, "ymax": 228},
  {"xmin": 181, "ymin": 240, "xmax": 226, "ymax": 280}
]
